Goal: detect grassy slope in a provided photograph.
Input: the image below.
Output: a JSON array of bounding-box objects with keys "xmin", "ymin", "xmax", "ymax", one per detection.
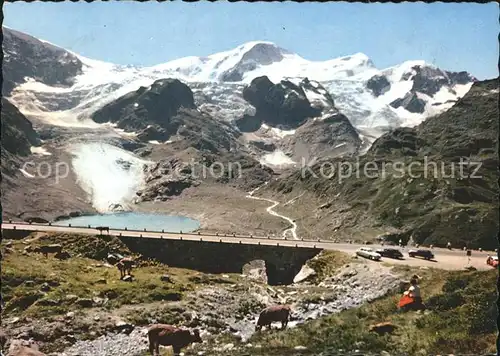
[
  {"xmin": 1, "ymin": 233, "xmax": 241, "ymax": 320},
  {"xmin": 261, "ymin": 79, "xmax": 499, "ymax": 249},
  {"xmin": 209, "ymin": 267, "xmax": 498, "ymax": 356},
  {"xmin": 2, "ymin": 234, "xmax": 497, "ymax": 356}
]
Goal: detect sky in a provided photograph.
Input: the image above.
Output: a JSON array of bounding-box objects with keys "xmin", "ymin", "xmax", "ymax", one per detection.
[{"xmin": 3, "ymin": 2, "xmax": 499, "ymax": 79}]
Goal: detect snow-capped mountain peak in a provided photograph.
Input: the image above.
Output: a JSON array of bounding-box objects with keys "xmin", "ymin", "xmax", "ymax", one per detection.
[{"xmin": 4, "ymin": 26, "xmax": 475, "ymax": 138}]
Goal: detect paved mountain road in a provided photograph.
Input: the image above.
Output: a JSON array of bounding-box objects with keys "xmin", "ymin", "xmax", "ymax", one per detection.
[{"xmin": 1, "ymin": 222, "xmax": 494, "ymax": 271}]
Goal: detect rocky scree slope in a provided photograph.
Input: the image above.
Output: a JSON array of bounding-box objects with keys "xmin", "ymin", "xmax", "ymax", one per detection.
[{"xmin": 260, "ymin": 79, "xmax": 499, "ymax": 249}]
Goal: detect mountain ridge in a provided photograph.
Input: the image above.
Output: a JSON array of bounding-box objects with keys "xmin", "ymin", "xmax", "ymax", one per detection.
[{"xmin": 4, "ymin": 26, "xmax": 475, "ymax": 135}]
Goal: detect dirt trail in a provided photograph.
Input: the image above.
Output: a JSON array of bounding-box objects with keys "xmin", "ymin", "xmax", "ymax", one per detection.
[{"xmin": 245, "ymin": 183, "xmax": 298, "ymax": 240}]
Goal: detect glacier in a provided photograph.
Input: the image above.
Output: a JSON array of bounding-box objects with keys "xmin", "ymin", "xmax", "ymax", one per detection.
[
  {"xmin": 70, "ymin": 142, "xmax": 151, "ymax": 213},
  {"xmin": 8, "ymin": 39, "xmax": 473, "ymax": 132}
]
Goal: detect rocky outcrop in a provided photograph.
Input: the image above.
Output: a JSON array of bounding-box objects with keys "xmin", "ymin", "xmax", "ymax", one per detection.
[
  {"xmin": 1, "ymin": 98, "xmax": 40, "ymax": 156},
  {"xmin": 390, "ymin": 92, "xmax": 426, "ymax": 113},
  {"xmin": 220, "ymin": 43, "xmax": 288, "ymax": 82},
  {"xmin": 238, "ymin": 76, "xmax": 322, "ymax": 130},
  {"xmin": 369, "ymin": 127, "xmax": 422, "ymax": 157},
  {"xmin": 282, "ymin": 111, "xmax": 362, "ymax": 160},
  {"xmin": 92, "ymin": 79, "xmax": 196, "ymax": 137},
  {"xmin": 2, "ymin": 27, "xmax": 83, "ymax": 95},
  {"xmin": 409, "ymin": 65, "xmax": 475, "ymax": 97},
  {"xmin": 1, "ymin": 99, "xmax": 41, "ymax": 194},
  {"xmin": 366, "ymin": 75, "xmax": 391, "ymax": 97}
]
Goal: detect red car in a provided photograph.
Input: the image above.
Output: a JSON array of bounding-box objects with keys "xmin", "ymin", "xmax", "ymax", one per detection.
[{"xmin": 486, "ymin": 256, "xmax": 498, "ymax": 267}]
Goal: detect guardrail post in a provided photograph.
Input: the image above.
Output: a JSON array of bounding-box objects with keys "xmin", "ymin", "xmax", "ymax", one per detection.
[
  {"xmin": 48, "ymin": 222, "xmax": 52, "ymax": 226},
  {"xmin": 233, "ymin": 233, "xmax": 236, "ymax": 237},
  {"xmin": 239, "ymin": 240, "xmax": 242, "ymax": 244},
  {"xmin": 314, "ymin": 245, "xmax": 316, "ymax": 248},
  {"xmin": 180, "ymin": 236, "xmax": 183, "ymax": 240},
  {"xmin": 296, "ymin": 244, "xmax": 298, "ymax": 248},
  {"xmin": 250, "ymin": 234, "xmax": 253, "ymax": 238},
  {"xmin": 180, "ymin": 230, "xmax": 183, "ymax": 234},
  {"xmin": 144, "ymin": 228, "xmax": 147, "ymax": 232},
  {"xmin": 13, "ymin": 226, "xmax": 16, "ymax": 230},
  {"xmin": 277, "ymin": 243, "xmax": 279, "ymax": 246},
  {"xmin": 29, "ymin": 221, "xmax": 32, "ymax": 225},
  {"xmin": 162, "ymin": 229, "xmax": 164, "ymax": 233},
  {"xmin": 198, "ymin": 231, "xmax": 200, "ymax": 235},
  {"xmin": 258, "ymin": 242, "xmax": 260, "ymax": 245},
  {"xmin": 9, "ymin": 219, "xmax": 12, "ymax": 223},
  {"xmin": 216, "ymin": 233, "xmax": 219, "ymax": 236},
  {"xmin": 220, "ymin": 239, "xmax": 222, "ymax": 243},
  {"xmin": 200, "ymin": 238, "xmax": 203, "ymax": 242},
  {"xmin": 125, "ymin": 227, "xmax": 127, "ymax": 231},
  {"xmin": 69, "ymin": 224, "xmax": 71, "ymax": 227},
  {"xmin": 119, "ymin": 233, "xmax": 122, "ymax": 237},
  {"xmin": 140, "ymin": 234, "xmax": 143, "ymax": 238}
]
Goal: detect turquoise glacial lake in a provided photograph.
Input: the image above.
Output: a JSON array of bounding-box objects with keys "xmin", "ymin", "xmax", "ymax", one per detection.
[{"xmin": 55, "ymin": 212, "xmax": 200, "ymax": 233}]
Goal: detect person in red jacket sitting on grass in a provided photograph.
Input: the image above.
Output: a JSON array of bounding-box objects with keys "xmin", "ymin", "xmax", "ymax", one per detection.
[{"xmin": 399, "ymin": 277, "xmax": 425, "ymax": 311}]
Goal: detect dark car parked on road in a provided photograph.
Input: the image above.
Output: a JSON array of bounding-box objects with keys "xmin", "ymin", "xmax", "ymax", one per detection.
[
  {"xmin": 375, "ymin": 248, "xmax": 404, "ymax": 259},
  {"xmin": 408, "ymin": 249, "xmax": 434, "ymax": 260}
]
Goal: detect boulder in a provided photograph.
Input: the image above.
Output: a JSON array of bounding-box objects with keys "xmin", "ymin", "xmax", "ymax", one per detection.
[
  {"xmin": 369, "ymin": 322, "xmax": 397, "ymax": 335},
  {"xmin": 293, "ymin": 264, "xmax": 317, "ymax": 284},
  {"xmin": 114, "ymin": 320, "xmax": 135, "ymax": 334},
  {"xmin": 121, "ymin": 275, "xmax": 134, "ymax": 282},
  {"xmin": 160, "ymin": 275, "xmax": 174, "ymax": 283},
  {"xmin": 64, "ymin": 295, "xmax": 79, "ymax": 303},
  {"xmin": 39, "ymin": 283, "xmax": 51, "ymax": 292},
  {"xmin": 75, "ymin": 298, "xmax": 93, "ymax": 308}
]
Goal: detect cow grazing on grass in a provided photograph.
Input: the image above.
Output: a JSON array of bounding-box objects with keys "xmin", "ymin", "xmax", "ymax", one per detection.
[
  {"xmin": 33, "ymin": 244, "xmax": 63, "ymax": 257},
  {"xmin": 255, "ymin": 305, "xmax": 291, "ymax": 331},
  {"xmin": 96, "ymin": 226, "xmax": 109, "ymax": 234},
  {"xmin": 147, "ymin": 324, "xmax": 201, "ymax": 356},
  {"xmin": 117, "ymin": 257, "xmax": 135, "ymax": 279}
]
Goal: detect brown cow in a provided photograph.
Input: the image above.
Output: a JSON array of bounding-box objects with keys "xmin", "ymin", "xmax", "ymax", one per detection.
[
  {"xmin": 116, "ymin": 257, "xmax": 135, "ymax": 279},
  {"xmin": 147, "ymin": 324, "xmax": 201, "ymax": 356},
  {"xmin": 255, "ymin": 305, "xmax": 291, "ymax": 331},
  {"xmin": 33, "ymin": 244, "xmax": 63, "ymax": 257}
]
